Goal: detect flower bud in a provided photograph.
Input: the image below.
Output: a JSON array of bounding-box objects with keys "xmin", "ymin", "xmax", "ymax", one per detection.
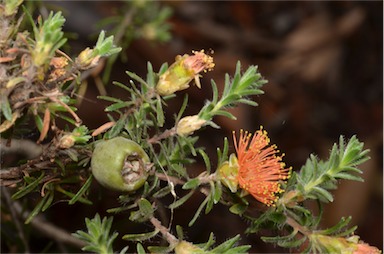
[
  {"xmin": 58, "ymin": 126, "xmax": 91, "ymax": 149},
  {"xmin": 176, "ymin": 115, "xmax": 207, "ymax": 136},
  {"xmin": 75, "ymin": 47, "xmax": 100, "ymax": 70},
  {"xmin": 217, "ymin": 153, "xmax": 239, "ymax": 193},
  {"xmin": 156, "ymin": 50, "xmax": 214, "ymax": 96},
  {"xmin": 174, "ymin": 240, "xmax": 206, "ymax": 254},
  {"xmin": 91, "ymin": 137, "xmax": 151, "ymax": 192},
  {"xmin": 59, "ymin": 134, "xmax": 75, "ymax": 149},
  {"xmin": 310, "ymin": 234, "xmax": 381, "ymax": 254}
]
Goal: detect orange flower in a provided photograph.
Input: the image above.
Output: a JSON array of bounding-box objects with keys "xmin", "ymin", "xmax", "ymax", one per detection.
[{"xmin": 233, "ymin": 128, "xmax": 291, "ymax": 206}]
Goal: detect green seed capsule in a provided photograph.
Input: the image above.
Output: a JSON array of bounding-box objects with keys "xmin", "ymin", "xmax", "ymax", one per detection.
[{"xmin": 91, "ymin": 137, "xmax": 150, "ymax": 191}]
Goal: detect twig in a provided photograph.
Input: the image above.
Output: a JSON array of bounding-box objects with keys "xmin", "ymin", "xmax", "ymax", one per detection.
[
  {"xmin": 1, "ymin": 187, "xmax": 86, "ymax": 249},
  {"xmin": 285, "ymin": 215, "xmax": 311, "ymax": 237},
  {"xmin": 1, "ymin": 138, "xmax": 43, "ymax": 159},
  {"xmin": 1, "ymin": 187, "xmax": 30, "ymax": 253},
  {"xmin": 0, "ymin": 160, "xmax": 47, "ymax": 180},
  {"xmin": 150, "ymin": 216, "xmax": 178, "ymax": 246},
  {"xmin": 148, "ymin": 128, "xmax": 177, "ymax": 144},
  {"xmin": 155, "ymin": 172, "xmax": 185, "ymax": 185}
]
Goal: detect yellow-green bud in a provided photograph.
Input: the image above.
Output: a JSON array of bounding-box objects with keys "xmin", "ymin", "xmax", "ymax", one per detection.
[
  {"xmin": 174, "ymin": 241, "xmax": 207, "ymax": 254},
  {"xmin": 59, "ymin": 134, "xmax": 75, "ymax": 149},
  {"xmin": 156, "ymin": 50, "xmax": 214, "ymax": 96},
  {"xmin": 75, "ymin": 47, "xmax": 100, "ymax": 70},
  {"xmin": 176, "ymin": 115, "xmax": 206, "ymax": 136},
  {"xmin": 310, "ymin": 234, "xmax": 381, "ymax": 254},
  {"xmin": 216, "ymin": 153, "xmax": 239, "ymax": 193}
]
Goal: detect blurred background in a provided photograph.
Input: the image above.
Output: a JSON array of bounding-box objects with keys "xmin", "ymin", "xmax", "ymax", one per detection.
[{"xmin": 4, "ymin": 1, "xmax": 383, "ymax": 253}]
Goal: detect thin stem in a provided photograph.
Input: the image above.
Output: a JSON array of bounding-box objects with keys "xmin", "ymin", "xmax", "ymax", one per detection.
[
  {"xmin": 155, "ymin": 172, "xmax": 185, "ymax": 185},
  {"xmin": 1, "ymin": 187, "xmax": 30, "ymax": 253},
  {"xmin": 285, "ymin": 215, "xmax": 311, "ymax": 237},
  {"xmin": 147, "ymin": 128, "xmax": 177, "ymax": 144},
  {"xmin": 149, "ymin": 217, "xmax": 178, "ymax": 246},
  {"xmin": 1, "ymin": 187, "xmax": 85, "ymax": 249},
  {"xmin": 197, "ymin": 172, "xmax": 217, "ymax": 184}
]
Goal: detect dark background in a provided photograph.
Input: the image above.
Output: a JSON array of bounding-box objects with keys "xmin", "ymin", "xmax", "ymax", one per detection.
[{"xmin": 5, "ymin": 1, "xmax": 384, "ymax": 253}]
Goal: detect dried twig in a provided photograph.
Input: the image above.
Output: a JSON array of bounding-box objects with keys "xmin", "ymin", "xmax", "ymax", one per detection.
[{"xmin": 1, "ymin": 187, "xmax": 86, "ymax": 249}]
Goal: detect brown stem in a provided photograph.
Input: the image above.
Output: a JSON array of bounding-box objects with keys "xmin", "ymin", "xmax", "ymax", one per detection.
[
  {"xmin": 197, "ymin": 172, "xmax": 217, "ymax": 184},
  {"xmin": 2, "ymin": 187, "xmax": 30, "ymax": 252},
  {"xmin": 285, "ymin": 215, "xmax": 311, "ymax": 237},
  {"xmin": 1, "ymin": 187, "xmax": 86, "ymax": 249},
  {"xmin": 155, "ymin": 172, "xmax": 185, "ymax": 185},
  {"xmin": 150, "ymin": 217, "xmax": 178, "ymax": 246},
  {"xmin": 114, "ymin": 7, "xmax": 136, "ymax": 45},
  {"xmin": 0, "ymin": 159, "xmax": 50, "ymax": 181},
  {"xmin": 148, "ymin": 128, "xmax": 177, "ymax": 144}
]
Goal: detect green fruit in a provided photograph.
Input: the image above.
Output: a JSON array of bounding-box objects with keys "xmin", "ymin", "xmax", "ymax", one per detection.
[{"xmin": 91, "ymin": 137, "xmax": 150, "ymax": 191}]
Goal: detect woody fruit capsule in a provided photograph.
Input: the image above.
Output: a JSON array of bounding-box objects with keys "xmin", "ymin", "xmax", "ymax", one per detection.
[{"xmin": 91, "ymin": 137, "xmax": 151, "ymax": 192}]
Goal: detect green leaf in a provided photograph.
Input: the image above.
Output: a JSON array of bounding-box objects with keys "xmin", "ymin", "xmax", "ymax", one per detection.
[
  {"xmin": 205, "ymin": 183, "xmax": 215, "ymax": 214},
  {"xmin": 153, "ymin": 185, "xmax": 172, "ymax": 198},
  {"xmin": 318, "ymin": 217, "xmax": 353, "ymax": 236},
  {"xmin": 129, "ymin": 198, "xmax": 153, "ymax": 222},
  {"xmin": 200, "ymin": 232, "xmax": 216, "ymax": 250},
  {"xmin": 333, "ymin": 172, "xmax": 363, "ymax": 182},
  {"xmin": 56, "ymin": 186, "xmax": 92, "ymax": 205},
  {"xmin": 169, "ymin": 164, "xmax": 188, "ymax": 179},
  {"xmin": 107, "ymin": 203, "xmax": 137, "ymax": 214},
  {"xmin": 122, "ymin": 229, "xmax": 160, "ymax": 241},
  {"xmin": 156, "ymin": 98, "xmax": 164, "ymax": 127},
  {"xmin": 146, "ymin": 62, "xmax": 155, "ymax": 88},
  {"xmin": 277, "ymin": 235, "xmax": 307, "ymax": 248},
  {"xmin": 189, "ymin": 196, "xmax": 209, "ymax": 226},
  {"xmin": 136, "ymin": 243, "xmax": 146, "ymax": 254},
  {"xmin": 312, "ymin": 186, "xmax": 333, "ymax": 202},
  {"xmin": 176, "ymin": 95, "xmax": 189, "ymax": 121},
  {"xmin": 213, "ymin": 181, "xmax": 222, "ymax": 204},
  {"xmin": 336, "ymin": 225, "xmax": 358, "ymax": 237},
  {"xmin": 105, "ymin": 101, "xmax": 130, "ymax": 112},
  {"xmin": 69, "ymin": 175, "xmax": 93, "ymax": 205},
  {"xmin": 64, "ymin": 148, "xmax": 78, "ymax": 162},
  {"xmin": 296, "ymin": 135, "xmax": 369, "ymax": 203},
  {"xmin": 25, "ymin": 193, "xmax": 50, "ymax": 224},
  {"xmin": 198, "ymin": 149, "xmax": 211, "ymax": 174},
  {"xmin": 41, "ymin": 190, "xmax": 54, "ymax": 212},
  {"xmin": 138, "ymin": 198, "xmax": 153, "ymax": 215},
  {"xmin": 119, "ymin": 246, "xmax": 129, "ymax": 254},
  {"xmin": 217, "ymin": 137, "xmax": 229, "ymax": 166},
  {"xmin": 147, "ymin": 245, "xmax": 173, "ymax": 253},
  {"xmin": 126, "ymin": 71, "xmax": 148, "ymax": 88},
  {"xmin": 34, "ymin": 114, "xmax": 44, "ymax": 132},
  {"xmin": 198, "ymin": 61, "xmax": 266, "ymax": 124},
  {"xmin": 229, "ymin": 203, "xmax": 248, "ymax": 215},
  {"xmin": 1, "ymin": 96, "xmax": 12, "ymax": 121},
  {"xmin": 73, "ymin": 214, "xmax": 117, "ymax": 254},
  {"xmin": 169, "ymin": 190, "xmax": 195, "ymax": 209},
  {"xmin": 97, "ymin": 95, "xmax": 124, "ymax": 103},
  {"xmin": 210, "ymin": 235, "xmax": 250, "ymax": 254},
  {"xmin": 105, "ymin": 116, "xmax": 126, "ymax": 138},
  {"xmin": 176, "ymin": 225, "xmax": 184, "ymax": 240},
  {"xmin": 261, "ymin": 229, "xmax": 299, "ymax": 243},
  {"xmin": 182, "ymin": 178, "xmax": 200, "ymax": 190},
  {"xmin": 12, "ymin": 172, "xmax": 45, "ymax": 199}
]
